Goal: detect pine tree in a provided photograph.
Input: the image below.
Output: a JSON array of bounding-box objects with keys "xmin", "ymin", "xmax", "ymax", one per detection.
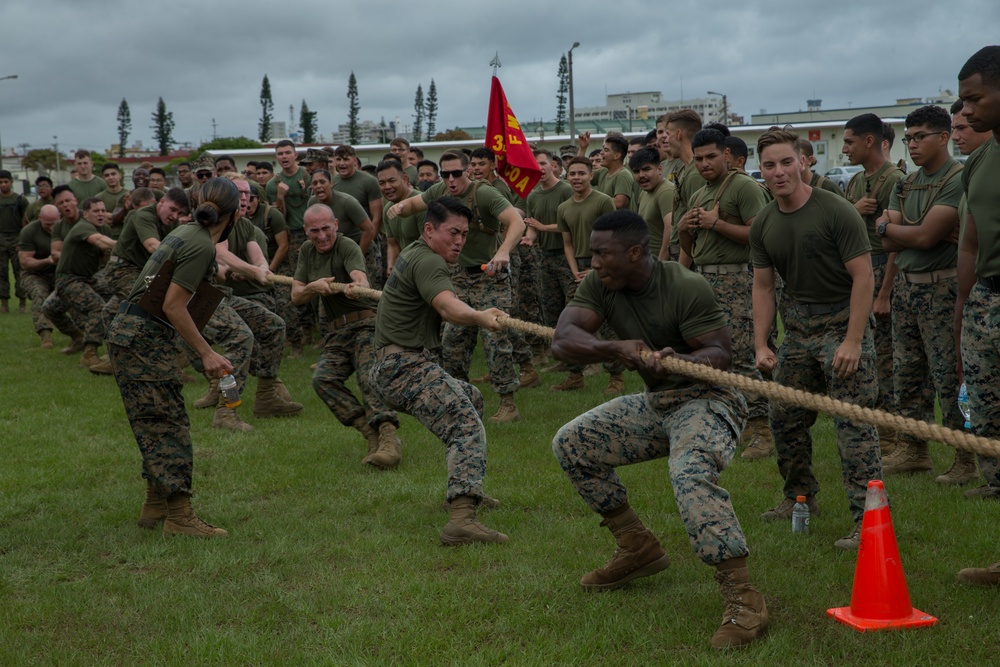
[
  {"xmin": 116, "ymin": 98, "xmax": 131, "ymax": 158},
  {"xmin": 150, "ymin": 97, "xmax": 175, "ymax": 156},
  {"xmin": 259, "ymin": 75, "xmax": 274, "ymax": 143},
  {"xmin": 413, "ymin": 84, "xmax": 425, "ymax": 142},
  {"xmin": 555, "ymin": 55, "xmax": 569, "ymax": 135},
  {"xmin": 299, "ymin": 99, "xmax": 318, "ymax": 145},
  {"xmin": 347, "ymin": 72, "xmax": 360, "ymax": 144},
  {"xmin": 425, "ymin": 79, "xmax": 438, "ymax": 140}
]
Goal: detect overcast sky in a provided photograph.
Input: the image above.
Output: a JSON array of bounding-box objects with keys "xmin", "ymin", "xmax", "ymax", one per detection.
[{"xmin": 1, "ymin": 0, "xmax": 997, "ymax": 155}]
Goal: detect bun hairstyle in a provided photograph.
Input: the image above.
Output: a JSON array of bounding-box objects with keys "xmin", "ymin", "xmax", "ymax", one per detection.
[{"xmin": 194, "ymin": 177, "xmax": 240, "ymax": 227}]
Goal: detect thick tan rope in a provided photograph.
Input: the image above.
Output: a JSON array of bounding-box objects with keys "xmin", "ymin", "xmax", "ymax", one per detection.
[{"xmin": 325, "ymin": 281, "xmax": 1000, "ymax": 458}]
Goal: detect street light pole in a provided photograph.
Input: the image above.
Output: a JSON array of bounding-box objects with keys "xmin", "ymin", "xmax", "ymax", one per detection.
[
  {"xmin": 568, "ymin": 41, "xmax": 580, "ymax": 144},
  {"xmin": 707, "ymin": 90, "xmax": 728, "ymax": 124},
  {"xmin": 0, "ymin": 74, "xmax": 18, "ymax": 171}
]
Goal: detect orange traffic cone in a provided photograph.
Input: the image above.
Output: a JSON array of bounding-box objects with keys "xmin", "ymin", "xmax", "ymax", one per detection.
[{"xmin": 827, "ymin": 480, "xmax": 938, "ymax": 631}]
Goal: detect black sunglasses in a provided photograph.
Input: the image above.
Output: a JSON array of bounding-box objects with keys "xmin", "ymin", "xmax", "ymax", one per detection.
[{"xmin": 441, "ymin": 169, "xmax": 465, "ymax": 180}]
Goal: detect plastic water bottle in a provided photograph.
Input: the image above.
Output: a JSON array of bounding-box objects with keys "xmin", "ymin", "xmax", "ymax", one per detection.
[
  {"xmin": 958, "ymin": 382, "xmax": 971, "ymax": 430},
  {"xmin": 791, "ymin": 495, "xmax": 809, "ymax": 534},
  {"xmin": 219, "ymin": 372, "xmax": 241, "ymax": 408},
  {"xmin": 481, "ymin": 263, "xmax": 496, "ymax": 276}
]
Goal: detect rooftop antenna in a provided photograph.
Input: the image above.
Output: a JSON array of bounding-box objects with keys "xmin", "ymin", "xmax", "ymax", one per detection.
[{"xmin": 490, "ymin": 52, "xmax": 501, "ymax": 76}]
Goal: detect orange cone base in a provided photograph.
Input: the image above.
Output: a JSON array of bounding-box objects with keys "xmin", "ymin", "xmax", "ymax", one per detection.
[{"xmin": 826, "ymin": 605, "xmax": 938, "ymax": 631}]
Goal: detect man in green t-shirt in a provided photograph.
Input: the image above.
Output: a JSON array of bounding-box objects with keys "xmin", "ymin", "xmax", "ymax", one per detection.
[
  {"xmin": 954, "ymin": 47, "xmax": 1000, "ymax": 586},
  {"xmin": 292, "ymin": 204, "xmax": 400, "ymax": 469},
  {"xmin": 751, "ymin": 129, "xmax": 881, "ymax": 551},
  {"xmin": 371, "ymin": 196, "xmax": 508, "ymax": 547},
  {"xmin": 18, "ymin": 204, "xmax": 81, "ymax": 348},
  {"xmin": 663, "ymin": 110, "xmax": 707, "ymax": 267},
  {"xmin": 842, "ymin": 114, "xmax": 906, "ymax": 431},
  {"xmin": 678, "ymin": 129, "xmax": 773, "ymax": 459},
  {"xmin": 68, "ymin": 150, "xmax": 107, "ymax": 204},
  {"xmin": 96, "ymin": 162, "xmax": 129, "ymax": 239},
  {"xmin": 551, "ymin": 209, "xmax": 766, "ymax": 650},
  {"xmin": 525, "ymin": 149, "xmax": 574, "ymax": 331},
  {"xmin": 46, "ymin": 197, "xmax": 116, "ymax": 367},
  {"xmin": 797, "ymin": 140, "xmax": 844, "ymax": 197},
  {"xmin": 23, "ymin": 176, "xmax": 53, "ymax": 226},
  {"xmin": 332, "ymin": 144, "xmax": 385, "ymax": 285},
  {"xmin": 377, "ymin": 160, "xmax": 424, "ymax": 275},
  {"xmin": 629, "ymin": 148, "xmax": 674, "ymax": 261},
  {"xmin": 876, "ymin": 105, "xmax": 967, "ymax": 480},
  {"xmin": 0, "ymin": 169, "xmax": 29, "ymax": 313},
  {"xmin": 387, "ymin": 151, "xmax": 526, "ymax": 423},
  {"xmin": 554, "ymin": 156, "xmax": 620, "ymax": 393}
]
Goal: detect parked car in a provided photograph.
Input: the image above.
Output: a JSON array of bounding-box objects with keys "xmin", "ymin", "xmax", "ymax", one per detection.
[
  {"xmin": 823, "ymin": 165, "xmax": 863, "ymax": 190},
  {"xmin": 747, "ymin": 169, "xmax": 764, "ymax": 184}
]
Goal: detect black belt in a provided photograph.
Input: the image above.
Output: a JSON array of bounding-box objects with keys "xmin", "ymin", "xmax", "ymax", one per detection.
[
  {"xmin": 979, "ymin": 276, "xmax": 1000, "ymax": 293},
  {"xmin": 871, "ymin": 253, "xmax": 888, "ymax": 268},
  {"xmin": 119, "ymin": 301, "xmax": 172, "ymax": 328},
  {"xmin": 788, "ymin": 297, "xmax": 851, "ymax": 317}
]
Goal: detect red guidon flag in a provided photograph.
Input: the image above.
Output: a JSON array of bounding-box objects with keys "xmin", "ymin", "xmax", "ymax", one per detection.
[{"xmin": 485, "ymin": 76, "xmax": 541, "ymax": 198}]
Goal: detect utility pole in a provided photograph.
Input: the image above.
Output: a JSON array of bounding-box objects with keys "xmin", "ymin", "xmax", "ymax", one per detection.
[
  {"xmin": 568, "ymin": 42, "xmax": 580, "ymax": 143},
  {"xmin": 53, "ymin": 136, "xmax": 61, "ymax": 178}
]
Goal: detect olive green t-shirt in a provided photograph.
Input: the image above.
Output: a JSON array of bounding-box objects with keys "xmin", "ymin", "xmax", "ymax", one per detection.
[
  {"xmin": 383, "ymin": 188, "xmax": 425, "ymax": 251},
  {"xmin": 557, "ymin": 190, "xmax": 616, "ymax": 258},
  {"xmin": 56, "ymin": 220, "xmax": 105, "ymax": 278},
  {"xmin": 18, "ymin": 220, "xmax": 55, "ymax": 275},
  {"xmin": 294, "ymin": 235, "xmax": 377, "ymax": 319},
  {"xmin": 888, "ymin": 157, "xmax": 963, "ymax": 273},
  {"xmin": 68, "ymin": 177, "xmax": 107, "ymax": 204},
  {"xmin": 637, "ymin": 179, "xmax": 675, "ymax": 256},
  {"xmin": 844, "ymin": 161, "xmax": 905, "ymax": 254},
  {"xmin": 0, "ymin": 192, "xmax": 28, "ymax": 234},
  {"xmin": 52, "ymin": 218, "xmax": 77, "ymax": 243},
  {"xmin": 95, "ymin": 188, "xmax": 129, "ymax": 216},
  {"xmin": 750, "ymin": 188, "xmax": 870, "ymax": 304},
  {"xmin": 373, "ymin": 238, "xmax": 455, "ymax": 350},
  {"xmin": 126, "ymin": 223, "xmax": 217, "ymax": 303},
  {"xmin": 306, "ymin": 192, "xmax": 370, "ymax": 245},
  {"xmin": 249, "ymin": 204, "xmax": 287, "ymax": 263},
  {"xmin": 570, "ymin": 261, "xmax": 727, "ymax": 391},
  {"xmin": 488, "ymin": 178, "xmax": 520, "ymax": 207},
  {"xmin": 671, "ymin": 159, "xmax": 707, "ymax": 246},
  {"xmin": 225, "ymin": 218, "xmax": 272, "ymax": 297},
  {"xmin": 265, "ymin": 167, "xmax": 310, "ymax": 230},
  {"xmin": 662, "ymin": 158, "xmax": 684, "ymax": 185},
  {"xmin": 420, "ymin": 180, "xmax": 512, "ymax": 267},
  {"xmin": 23, "ymin": 197, "xmax": 52, "ymax": 225},
  {"xmin": 526, "ymin": 179, "xmax": 573, "ymax": 252},
  {"xmin": 332, "ymin": 170, "xmax": 383, "ymax": 219},
  {"xmin": 595, "ymin": 167, "xmax": 636, "ymax": 210},
  {"xmin": 962, "ymin": 136, "xmax": 1000, "ymax": 277},
  {"xmin": 688, "ymin": 172, "xmax": 768, "ymax": 265},
  {"xmin": 112, "ymin": 205, "xmax": 174, "ymax": 269}
]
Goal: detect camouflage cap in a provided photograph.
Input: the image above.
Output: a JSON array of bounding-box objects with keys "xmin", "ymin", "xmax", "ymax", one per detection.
[
  {"xmin": 192, "ymin": 155, "xmax": 214, "ymax": 174},
  {"xmin": 298, "ymin": 148, "xmax": 330, "ymax": 165}
]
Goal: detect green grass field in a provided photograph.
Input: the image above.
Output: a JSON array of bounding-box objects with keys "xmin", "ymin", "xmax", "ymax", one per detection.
[{"xmin": 1, "ymin": 311, "xmax": 997, "ymax": 666}]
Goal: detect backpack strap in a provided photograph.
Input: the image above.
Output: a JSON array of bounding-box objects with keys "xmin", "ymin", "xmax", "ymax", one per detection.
[{"xmin": 897, "ymin": 162, "xmax": 963, "ymax": 225}]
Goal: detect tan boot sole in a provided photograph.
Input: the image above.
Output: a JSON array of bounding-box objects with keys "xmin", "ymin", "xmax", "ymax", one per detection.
[{"xmin": 580, "ymin": 554, "xmax": 671, "ymax": 591}]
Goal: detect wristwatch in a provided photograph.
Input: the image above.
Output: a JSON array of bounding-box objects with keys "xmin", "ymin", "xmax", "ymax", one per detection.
[{"xmin": 877, "ymin": 220, "xmax": 889, "ymax": 238}]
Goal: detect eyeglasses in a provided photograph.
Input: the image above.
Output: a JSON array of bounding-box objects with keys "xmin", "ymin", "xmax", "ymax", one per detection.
[
  {"xmin": 441, "ymin": 169, "xmax": 466, "ymax": 180},
  {"xmin": 903, "ymin": 131, "xmax": 942, "ymax": 144},
  {"xmin": 196, "ymin": 172, "xmax": 212, "ymax": 179}
]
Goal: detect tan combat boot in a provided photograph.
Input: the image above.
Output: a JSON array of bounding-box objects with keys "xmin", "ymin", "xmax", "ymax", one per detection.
[
  {"xmin": 877, "ymin": 427, "xmax": 898, "ymax": 456},
  {"xmin": 711, "ymin": 558, "xmax": 768, "ymax": 649},
  {"xmin": 882, "ymin": 439, "xmax": 933, "ymax": 475},
  {"xmin": 936, "ymin": 448, "xmax": 979, "ymax": 485},
  {"xmin": 88, "ymin": 357, "xmax": 114, "ymax": 375},
  {"xmin": 580, "ymin": 505, "xmax": 670, "ymax": 590},
  {"xmin": 605, "ymin": 373, "xmax": 625, "ymax": 396},
  {"xmin": 741, "ymin": 417, "xmax": 775, "ymax": 460},
  {"xmin": 138, "ymin": 479, "xmax": 168, "ymax": 529},
  {"xmin": 440, "ymin": 495, "xmax": 508, "ymax": 546},
  {"xmin": 490, "ymin": 393, "xmax": 520, "ymax": 423},
  {"xmin": 18, "ymin": 298, "xmax": 26, "ymax": 314},
  {"xmin": 39, "ymin": 330, "xmax": 54, "ymax": 349},
  {"xmin": 194, "ymin": 378, "xmax": 220, "ymax": 409},
  {"xmin": 540, "ymin": 360, "xmax": 567, "ymax": 374},
  {"xmin": 519, "ymin": 362, "xmax": 541, "ymax": 389},
  {"xmin": 213, "ymin": 392, "xmax": 253, "ymax": 432},
  {"xmin": 353, "ymin": 416, "xmax": 381, "ymax": 463},
  {"xmin": 550, "ymin": 372, "xmax": 585, "ymax": 392},
  {"xmin": 79, "ymin": 343, "xmax": 100, "ymax": 368},
  {"xmin": 957, "ymin": 562, "xmax": 1000, "ymax": 586},
  {"xmin": 61, "ymin": 333, "xmax": 85, "ymax": 355},
  {"xmin": 253, "ymin": 377, "xmax": 304, "ymax": 418},
  {"xmin": 442, "ymin": 494, "xmax": 501, "ymax": 512},
  {"xmin": 366, "ymin": 422, "xmax": 402, "ymax": 469},
  {"xmin": 163, "ymin": 492, "xmax": 228, "ymax": 537}
]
